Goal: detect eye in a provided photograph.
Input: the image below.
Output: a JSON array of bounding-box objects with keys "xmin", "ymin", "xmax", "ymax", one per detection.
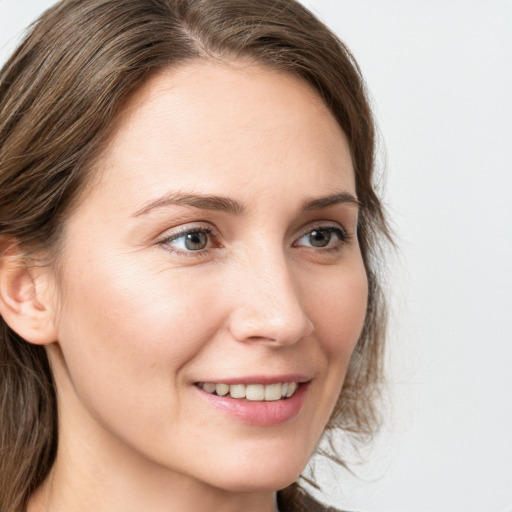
[
  {"xmin": 294, "ymin": 226, "xmax": 348, "ymax": 249},
  {"xmin": 160, "ymin": 227, "xmax": 216, "ymax": 254}
]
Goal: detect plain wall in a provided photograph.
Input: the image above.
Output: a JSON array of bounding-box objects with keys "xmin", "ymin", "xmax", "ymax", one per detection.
[{"xmin": 1, "ymin": 1, "xmax": 511, "ymax": 511}]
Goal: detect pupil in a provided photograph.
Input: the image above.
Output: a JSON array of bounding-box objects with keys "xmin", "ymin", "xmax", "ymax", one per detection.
[
  {"xmin": 185, "ymin": 231, "xmax": 208, "ymax": 250},
  {"xmin": 310, "ymin": 230, "xmax": 331, "ymax": 247}
]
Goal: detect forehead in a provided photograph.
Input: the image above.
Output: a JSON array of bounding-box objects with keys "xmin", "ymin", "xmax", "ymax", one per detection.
[{"xmin": 85, "ymin": 60, "xmax": 355, "ymax": 213}]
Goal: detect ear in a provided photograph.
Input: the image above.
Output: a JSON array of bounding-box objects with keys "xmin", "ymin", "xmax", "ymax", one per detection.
[{"xmin": 0, "ymin": 242, "xmax": 58, "ymax": 345}]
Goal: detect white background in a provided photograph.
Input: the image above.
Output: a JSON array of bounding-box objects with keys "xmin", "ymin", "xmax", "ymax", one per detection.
[{"xmin": 1, "ymin": 1, "xmax": 511, "ymax": 511}]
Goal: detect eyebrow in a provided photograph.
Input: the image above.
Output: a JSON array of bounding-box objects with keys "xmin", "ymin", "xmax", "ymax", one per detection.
[
  {"xmin": 302, "ymin": 191, "xmax": 361, "ymax": 211},
  {"xmin": 132, "ymin": 192, "xmax": 246, "ymax": 217},
  {"xmin": 132, "ymin": 190, "xmax": 360, "ymax": 217}
]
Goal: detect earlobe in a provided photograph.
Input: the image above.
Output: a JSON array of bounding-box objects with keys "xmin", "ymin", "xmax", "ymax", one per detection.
[{"xmin": 0, "ymin": 244, "xmax": 58, "ymax": 346}]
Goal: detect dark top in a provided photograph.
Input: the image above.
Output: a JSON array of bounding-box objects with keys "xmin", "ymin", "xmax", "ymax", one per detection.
[{"xmin": 277, "ymin": 485, "xmax": 350, "ymax": 512}]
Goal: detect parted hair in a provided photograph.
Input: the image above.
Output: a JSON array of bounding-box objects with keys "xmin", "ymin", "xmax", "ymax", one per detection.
[{"xmin": 0, "ymin": 1, "xmax": 391, "ymax": 511}]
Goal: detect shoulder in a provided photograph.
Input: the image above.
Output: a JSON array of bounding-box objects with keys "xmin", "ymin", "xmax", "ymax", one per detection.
[
  {"xmin": 277, "ymin": 485, "xmax": 357, "ymax": 512},
  {"xmin": 299, "ymin": 491, "xmax": 348, "ymax": 512}
]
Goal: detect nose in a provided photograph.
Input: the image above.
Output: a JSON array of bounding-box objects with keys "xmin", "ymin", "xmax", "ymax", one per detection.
[{"xmin": 226, "ymin": 250, "xmax": 314, "ymax": 346}]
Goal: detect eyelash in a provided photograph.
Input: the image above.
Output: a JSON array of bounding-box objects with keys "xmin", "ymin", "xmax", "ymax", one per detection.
[
  {"xmin": 293, "ymin": 224, "xmax": 351, "ymax": 253},
  {"xmin": 158, "ymin": 223, "xmax": 351, "ymax": 257},
  {"xmin": 158, "ymin": 225, "xmax": 218, "ymax": 258}
]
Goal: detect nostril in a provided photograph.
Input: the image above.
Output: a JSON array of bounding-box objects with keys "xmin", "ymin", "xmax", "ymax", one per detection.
[{"xmin": 228, "ymin": 308, "xmax": 313, "ymax": 346}]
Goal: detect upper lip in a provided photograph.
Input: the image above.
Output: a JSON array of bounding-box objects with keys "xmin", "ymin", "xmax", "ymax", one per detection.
[{"xmin": 194, "ymin": 374, "xmax": 312, "ymax": 385}]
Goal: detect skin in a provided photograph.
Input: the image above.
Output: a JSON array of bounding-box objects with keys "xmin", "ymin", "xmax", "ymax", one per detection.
[{"xmin": 26, "ymin": 60, "xmax": 368, "ymax": 512}]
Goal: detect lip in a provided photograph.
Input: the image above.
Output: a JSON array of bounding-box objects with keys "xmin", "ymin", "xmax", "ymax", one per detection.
[
  {"xmin": 196, "ymin": 374, "xmax": 311, "ymax": 386},
  {"xmin": 194, "ymin": 379, "xmax": 310, "ymax": 426}
]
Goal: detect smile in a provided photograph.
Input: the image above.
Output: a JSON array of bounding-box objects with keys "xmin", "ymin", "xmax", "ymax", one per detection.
[{"xmin": 197, "ymin": 382, "xmax": 298, "ymax": 401}]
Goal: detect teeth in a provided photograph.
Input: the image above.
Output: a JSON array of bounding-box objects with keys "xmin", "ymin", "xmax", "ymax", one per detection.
[
  {"xmin": 215, "ymin": 383, "xmax": 229, "ymax": 396},
  {"xmin": 246, "ymin": 384, "xmax": 264, "ymax": 401},
  {"xmin": 203, "ymin": 382, "xmax": 216, "ymax": 393},
  {"xmin": 264, "ymin": 383, "xmax": 282, "ymax": 401},
  {"xmin": 229, "ymin": 384, "xmax": 246, "ymax": 398},
  {"xmin": 199, "ymin": 381, "xmax": 300, "ymax": 400},
  {"xmin": 285, "ymin": 382, "xmax": 297, "ymax": 397}
]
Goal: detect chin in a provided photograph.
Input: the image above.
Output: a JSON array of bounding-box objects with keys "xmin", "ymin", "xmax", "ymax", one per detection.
[
  {"xmin": 215, "ymin": 473, "xmax": 299, "ymax": 494},
  {"xmin": 203, "ymin": 451, "xmax": 308, "ymax": 493}
]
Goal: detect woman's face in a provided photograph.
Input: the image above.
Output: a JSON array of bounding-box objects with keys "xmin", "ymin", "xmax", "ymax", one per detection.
[{"xmin": 47, "ymin": 61, "xmax": 368, "ymax": 493}]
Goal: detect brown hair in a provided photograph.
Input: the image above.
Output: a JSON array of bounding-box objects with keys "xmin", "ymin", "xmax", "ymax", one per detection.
[{"xmin": 0, "ymin": 1, "xmax": 391, "ymax": 510}]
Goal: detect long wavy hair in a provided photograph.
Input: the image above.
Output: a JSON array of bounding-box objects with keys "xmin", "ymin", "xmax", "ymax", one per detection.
[{"xmin": 0, "ymin": 1, "xmax": 391, "ymax": 510}]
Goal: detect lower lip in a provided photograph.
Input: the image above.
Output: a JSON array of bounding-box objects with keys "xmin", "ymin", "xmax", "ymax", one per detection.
[{"xmin": 195, "ymin": 383, "xmax": 308, "ymax": 426}]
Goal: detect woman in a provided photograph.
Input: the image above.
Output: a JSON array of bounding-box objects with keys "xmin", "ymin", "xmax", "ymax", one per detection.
[{"xmin": 0, "ymin": 1, "xmax": 391, "ymax": 511}]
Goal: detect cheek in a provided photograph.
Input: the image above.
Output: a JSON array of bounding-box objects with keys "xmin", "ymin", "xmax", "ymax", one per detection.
[
  {"xmin": 53, "ymin": 255, "xmax": 223, "ymax": 407},
  {"xmin": 50, "ymin": 255, "xmax": 233, "ymax": 467},
  {"xmin": 292, "ymin": 257, "xmax": 368, "ymax": 451},
  {"xmin": 306, "ymin": 260, "xmax": 368, "ymax": 360}
]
